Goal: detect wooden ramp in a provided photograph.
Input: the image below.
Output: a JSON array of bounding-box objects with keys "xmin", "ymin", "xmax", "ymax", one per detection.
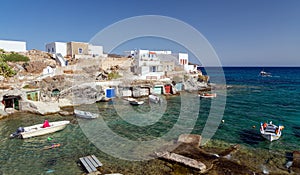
[{"xmin": 79, "ymin": 155, "xmax": 103, "ymax": 173}]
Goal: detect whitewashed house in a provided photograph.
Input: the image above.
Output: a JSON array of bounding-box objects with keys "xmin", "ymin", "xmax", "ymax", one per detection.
[
  {"xmin": 45, "ymin": 42, "xmax": 67, "ymax": 57},
  {"xmin": 131, "ymin": 49, "xmax": 165, "ymax": 80},
  {"xmin": 0, "ymin": 40, "xmax": 26, "ymax": 52},
  {"xmin": 45, "ymin": 42, "xmax": 68, "ymax": 67},
  {"xmin": 172, "ymin": 53, "xmax": 198, "ymax": 73}
]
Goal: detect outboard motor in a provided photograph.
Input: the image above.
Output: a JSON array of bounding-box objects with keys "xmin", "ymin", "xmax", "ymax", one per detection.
[{"xmin": 10, "ymin": 127, "xmax": 24, "ymax": 138}]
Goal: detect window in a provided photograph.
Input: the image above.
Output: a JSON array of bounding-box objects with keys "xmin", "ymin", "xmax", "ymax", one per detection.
[
  {"xmin": 48, "ymin": 48, "xmax": 50, "ymax": 52},
  {"xmin": 78, "ymin": 48, "xmax": 83, "ymax": 54},
  {"xmin": 51, "ymin": 48, "xmax": 54, "ymax": 52},
  {"xmin": 151, "ymin": 66, "xmax": 156, "ymax": 72}
]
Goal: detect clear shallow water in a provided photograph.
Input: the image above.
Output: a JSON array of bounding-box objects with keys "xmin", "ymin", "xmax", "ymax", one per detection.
[{"xmin": 0, "ymin": 67, "xmax": 299, "ymax": 174}]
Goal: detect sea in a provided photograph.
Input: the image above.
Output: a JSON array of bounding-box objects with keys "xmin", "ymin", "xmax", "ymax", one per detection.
[{"xmin": 0, "ymin": 67, "xmax": 299, "ymax": 174}]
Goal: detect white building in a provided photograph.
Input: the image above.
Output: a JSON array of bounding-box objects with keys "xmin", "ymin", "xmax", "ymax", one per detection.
[
  {"xmin": 46, "ymin": 41, "xmax": 106, "ymax": 58},
  {"xmin": 170, "ymin": 52, "xmax": 198, "ymax": 73},
  {"xmin": 45, "ymin": 42, "xmax": 67, "ymax": 57},
  {"xmin": 88, "ymin": 44, "xmax": 104, "ymax": 57},
  {"xmin": 131, "ymin": 49, "xmax": 165, "ymax": 80},
  {"xmin": 0, "ymin": 40, "xmax": 26, "ymax": 52}
]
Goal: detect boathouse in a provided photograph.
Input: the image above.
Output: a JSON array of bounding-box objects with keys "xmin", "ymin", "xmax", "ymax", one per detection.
[
  {"xmin": 105, "ymin": 88, "xmax": 116, "ymax": 98},
  {"xmin": 164, "ymin": 84, "xmax": 173, "ymax": 94},
  {"xmin": 2, "ymin": 95, "xmax": 21, "ymax": 110},
  {"xmin": 153, "ymin": 85, "xmax": 164, "ymax": 95},
  {"xmin": 25, "ymin": 89, "xmax": 40, "ymax": 101},
  {"xmin": 132, "ymin": 86, "xmax": 150, "ymax": 97},
  {"xmin": 175, "ymin": 82, "xmax": 184, "ymax": 91},
  {"xmin": 119, "ymin": 87, "xmax": 132, "ymax": 97}
]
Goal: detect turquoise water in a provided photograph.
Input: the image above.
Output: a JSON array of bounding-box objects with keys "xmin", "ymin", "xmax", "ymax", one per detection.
[
  {"xmin": 198, "ymin": 67, "xmax": 300, "ymax": 151},
  {"xmin": 0, "ymin": 67, "xmax": 299, "ymax": 174}
]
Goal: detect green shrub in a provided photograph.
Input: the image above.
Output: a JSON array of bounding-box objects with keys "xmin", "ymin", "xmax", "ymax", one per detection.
[
  {"xmin": 108, "ymin": 72, "xmax": 121, "ymax": 80},
  {"xmin": 0, "ymin": 60, "xmax": 16, "ymax": 77},
  {"xmin": 1, "ymin": 53, "xmax": 29, "ymax": 62}
]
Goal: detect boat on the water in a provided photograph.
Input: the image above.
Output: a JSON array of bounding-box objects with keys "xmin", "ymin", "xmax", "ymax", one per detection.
[
  {"xmin": 10, "ymin": 120, "xmax": 70, "ymax": 139},
  {"xmin": 125, "ymin": 97, "xmax": 144, "ymax": 106},
  {"xmin": 199, "ymin": 93, "xmax": 217, "ymax": 98},
  {"xmin": 260, "ymin": 121, "xmax": 284, "ymax": 141},
  {"xmin": 260, "ymin": 70, "xmax": 271, "ymax": 77},
  {"xmin": 74, "ymin": 109, "xmax": 99, "ymax": 119},
  {"xmin": 149, "ymin": 94, "xmax": 160, "ymax": 103},
  {"xmin": 96, "ymin": 97, "xmax": 112, "ymax": 102}
]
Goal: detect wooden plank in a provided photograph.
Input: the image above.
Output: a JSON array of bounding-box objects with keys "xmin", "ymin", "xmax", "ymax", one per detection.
[
  {"xmin": 87, "ymin": 156, "xmax": 98, "ymax": 168},
  {"xmin": 83, "ymin": 157, "xmax": 97, "ymax": 172},
  {"xmin": 79, "ymin": 157, "xmax": 93, "ymax": 173},
  {"xmin": 91, "ymin": 155, "xmax": 103, "ymax": 167}
]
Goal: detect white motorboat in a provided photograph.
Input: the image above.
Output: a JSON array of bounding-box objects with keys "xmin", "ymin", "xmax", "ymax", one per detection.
[
  {"xmin": 199, "ymin": 93, "xmax": 217, "ymax": 98},
  {"xmin": 260, "ymin": 121, "xmax": 284, "ymax": 141},
  {"xmin": 10, "ymin": 120, "xmax": 70, "ymax": 139},
  {"xmin": 260, "ymin": 70, "xmax": 271, "ymax": 77},
  {"xmin": 125, "ymin": 98, "xmax": 144, "ymax": 106},
  {"xmin": 149, "ymin": 94, "xmax": 160, "ymax": 103},
  {"xmin": 74, "ymin": 109, "xmax": 99, "ymax": 119}
]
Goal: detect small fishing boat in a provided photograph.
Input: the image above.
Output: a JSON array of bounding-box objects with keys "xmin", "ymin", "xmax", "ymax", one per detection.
[
  {"xmin": 125, "ymin": 98, "xmax": 144, "ymax": 106},
  {"xmin": 74, "ymin": 109, "xmax": 99, "ymax": 119},
  {"xmin": 260, "ymin": 70, "xmax": 271, "ymax": 77},
  {"xmin": 129, "ymin": 100, "xmax": 144, "ymax": 105},
  {"xmin": 10, "ymin": 120, "xmax": 70, "ymax": 139},
  {"xmin": 96, "ymin": 97, "xmax": 112, "ymax": 102},
  {"xmin": 260, "ymin": 121, "xmax": 284, "ymax": 141},
  {"xmin": 199, "ymin": 93, "xmax": 217, "ymax": 98},
  {"xmin": 149, "ymin": 94, "xmax": 160, "ymax": 103}
]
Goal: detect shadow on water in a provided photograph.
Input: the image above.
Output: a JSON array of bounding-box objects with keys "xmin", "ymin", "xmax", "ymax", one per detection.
[
  {"xmin": 292, "ymin": 126, "xmax": 300, "ymax": 138},
  {"xmin": 239, "ymin": 128, "xmax": 265, "ymax": 145},
  {"xmin": 285, "ymin": 152, "xmax": 293, "ymax": 161}
]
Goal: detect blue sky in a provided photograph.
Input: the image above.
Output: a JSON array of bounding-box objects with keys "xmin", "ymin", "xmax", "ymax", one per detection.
[{"xmin": 1, "ymin": 0, "xmax": 299, "ymax": 66}]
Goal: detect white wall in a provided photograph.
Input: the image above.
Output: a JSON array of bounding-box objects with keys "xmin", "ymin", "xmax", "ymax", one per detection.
[
  {"xmin": 178, "ymin": 53, "xmax": 189, "ymax": 65},
  {"xmin": 0, "ymin": 40, "xmax": 26, "ymax": 52},
  {"xmin": 55, "ymin": 42, "xmax": 67, "ymax": 56},
  {"xmin": 45, "ymin": 42, "xmax": 67, "ymax": 56},
  {"xmin": 151, "ymin": 50, "xmax": 172, "ymax": 54},
  {"xmin": 88, "ymin": 44, "xmax": 103, "ymax": 57}
]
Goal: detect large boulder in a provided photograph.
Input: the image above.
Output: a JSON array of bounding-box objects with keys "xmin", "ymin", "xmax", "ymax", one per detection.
[
  {"xmin": 293, "ymin": 151, "xmax": 300, "ymax": 168},
  {"xmin": 178, "ymin": 134, "xmax": 202, "ymax": 147}
]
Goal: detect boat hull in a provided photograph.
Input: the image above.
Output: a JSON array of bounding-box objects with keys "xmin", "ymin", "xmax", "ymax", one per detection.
[
  {"xmin": 149, "ymin": 95, "xmax": 160, "ymax": 103},
  {"xmin": 74, "ymin": 110, "xmax": 99, "ymax": 119},
  {"xmin": 199, "ymin": 93, "xmax": 217, "ymax": 98},
  {"xmin": 260, "ymin": 122, "xmax": 283, "ymax": 141},
  {"xmin": 261, "ymin": 133, "xmax": 281, "ymax": 141},
  {"xmin": 20, "ymin": 121, "xmax": 70, "ymax": 139},
  {"xmin": 129, "ymin": 101, "xmax": 144, "ymax": 105}
]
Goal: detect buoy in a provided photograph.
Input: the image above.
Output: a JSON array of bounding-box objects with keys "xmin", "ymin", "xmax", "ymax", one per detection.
[
  {"xmin": 221, "ymin": 120, "xmax": 225, "ymax": 123},
  {"xmin": 47, "ymin": 137, "xmax": 53, "ymax": 141},
  {"xmin": 252, "ymin": 125, "xmax": 256, "ymax": 128}
]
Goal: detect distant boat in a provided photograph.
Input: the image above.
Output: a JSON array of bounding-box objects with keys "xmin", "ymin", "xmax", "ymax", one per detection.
[
  {"xmin": 125, "ymin": 97, "xmax": 144, "ymax": 106},
  {"xmin": 149, "ymin": 94, "xmax": 160, "ymax": 103},
  {"xmin": 74, "ymin": 109, "xmax": 99, "ymax": 119},
  {"xmin": 199, "ymin": 93, "xmax": 217, "ymax": 98},
  {"xmin": 260, "ymin": 121, "xmax": 284, "ymax": 141},
  {"xmin": 10, "ymin": 120, "xmax": 70, "ymax": 139},
  {"xmin": 260, "ymin": 70, "xmax": 271, "ymax": 77}
]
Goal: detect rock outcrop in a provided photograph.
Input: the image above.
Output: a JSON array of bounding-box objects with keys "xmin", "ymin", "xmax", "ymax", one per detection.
[{"xmin": 178, "ymin": 134, "xmax": 202, "ymax": 147}]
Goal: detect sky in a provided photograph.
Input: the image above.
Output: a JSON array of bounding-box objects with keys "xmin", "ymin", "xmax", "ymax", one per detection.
[{"xmin": 1, "ymin": 0, "xmax": 299, "ymax": 66}]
